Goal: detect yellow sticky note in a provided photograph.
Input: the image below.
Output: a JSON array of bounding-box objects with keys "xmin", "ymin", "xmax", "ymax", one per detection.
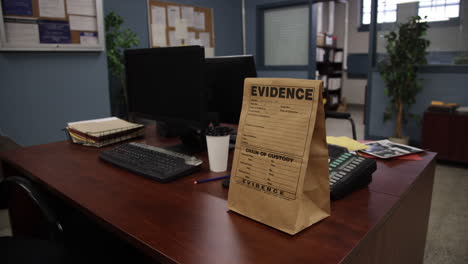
[{"xmin": 326, "ymin": 136, "xmax": 368, "ymax": 151}]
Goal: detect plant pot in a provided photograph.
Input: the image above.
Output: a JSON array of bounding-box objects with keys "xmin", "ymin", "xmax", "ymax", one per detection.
[{"xmin": 388, "ymin": 136, "xmax": 409, "ymax": 145}]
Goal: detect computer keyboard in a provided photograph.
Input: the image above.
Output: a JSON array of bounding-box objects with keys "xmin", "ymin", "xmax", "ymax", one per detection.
[
  {"xmin": 327, "ymin": 144, "xmax": 376, "ymax": 200},
  {"xmin": 99, "ymin": 142, "xmax": 203, "ymax": 183}
]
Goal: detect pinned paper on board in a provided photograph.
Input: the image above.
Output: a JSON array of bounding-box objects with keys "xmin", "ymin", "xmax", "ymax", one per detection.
[
  {"xmin": 2, "ymin": 0, "xmax": 33, "ymax": 16},
  {"xmin": 181, "ymin": 6, "xmax": 194, "ymax": 27},
  {"xmin": 80, "ymin": 32, "xmax": 98, "ymax": 45},
  {"xmin": 194, "ymin": 11, "xmax": 205, "ymax": 30},
  {"xmin": 147, "ymin": 1, "xmax": 213, "ymax": 51},
  {"xmin": 5, "ymin": 21, "xmax": 40, "ymax": 44},
  {"xmin": 66, "ymin": 0, "xmax": 96, "ymax": 16},
  {"xmin": 151, "ymin": 24, "xmax": 167, "ymax": 47},
  {"xmin": 186, "ymin": 32, "xmax": 201, "ymax": 46},
  {"xmin": 69, "ymin": 15, "xmax": 97, "ymax": 31},
  {"xmin": 39, "ymin": 0, "xmax": 66, "ymax": 18},
  {"xmin": 167, "ymin": 5, "xmax": 180, "ymax": 27},
  {"xmin": 38, "ymin": 20, "xmax": 71, "ymax": 44},
  {"xmin": 168, "ymin": 30, "xmax": 181, "ymax": 46},
  {"xmin": 174, "ymin": 18, "xmax": 188, "ymax": 40},
  {"xmin": 151, "ymin": 6, "xmax": 166, "ymax": 26},
  {"xmin": 0, "ymin": 0, "xmax": 104, "ymax": 50}
]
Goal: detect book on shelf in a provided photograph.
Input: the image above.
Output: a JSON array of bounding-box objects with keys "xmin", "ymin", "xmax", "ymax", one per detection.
[{"xmin": 66, "ymin": 117, "xmax": 144, "ymax": 147}]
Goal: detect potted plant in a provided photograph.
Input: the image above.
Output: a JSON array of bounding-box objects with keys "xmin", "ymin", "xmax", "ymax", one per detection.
[
  {"xmin": 105, "ymin": 11, "xmax": 139, "ymax": 118},
  {"xmin": 378, "ymin": 16, "xmax": 430, "ymax": 145}
]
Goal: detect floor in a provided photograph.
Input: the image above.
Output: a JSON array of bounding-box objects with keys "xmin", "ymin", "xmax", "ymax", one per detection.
[{"xmin": 1, "ymin": 106, "xmax": 467, "ymax": 263}]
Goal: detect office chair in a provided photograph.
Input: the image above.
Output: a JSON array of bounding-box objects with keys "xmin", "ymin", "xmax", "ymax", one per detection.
[
  {"xmin": 325, "ymin": 111, "xmax": 357, "ymax": 140},
  {"xmin": 0, "ymin": 176, "xmax": 156, "ymax": 264},
  {"xmin": 0, "ymin": 176, "xmax": 75, "ymax": 264}
]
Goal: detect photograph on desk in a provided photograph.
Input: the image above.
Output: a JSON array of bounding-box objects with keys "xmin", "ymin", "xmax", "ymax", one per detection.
[
  {"xmin": 228, "ymin": 78, "xmax": 330, "ymax": 235},
  {"xmin": 360, "ymin": 139, "xmax": 423, "ymax": 159}
]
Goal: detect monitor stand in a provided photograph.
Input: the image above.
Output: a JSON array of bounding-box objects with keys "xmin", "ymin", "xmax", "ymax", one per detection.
[{"xmin": 164, "ymin": 129, "xmax": 207, "ymax": 155}]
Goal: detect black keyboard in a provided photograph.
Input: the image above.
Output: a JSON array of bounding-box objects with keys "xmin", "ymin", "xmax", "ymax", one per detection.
[
  {"xmin": 327, "ymin": 144, "xmax": 376, "ymax": 200},
  {"xmin": 99, "ymin": 142, "xmax": 203, "ymax": 183},
  {"xmin": 328, "ymin": 144, "xmax": 348, "ymax": 159}
]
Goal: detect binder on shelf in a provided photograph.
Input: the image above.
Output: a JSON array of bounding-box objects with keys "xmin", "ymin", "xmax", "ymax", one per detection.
[
  {"xmin": 65, "ymin": 117, "xmax": 144, "ymax": 147},
  {"xmin": 316, "ymin": 48, "xmax": 325, "ymax": 62},
  {"xmin": 328, "ymin": 78, "xmax": 341, "ymax": 91},
  {"xmin": 320, "ymin": 75, "xmax": 328, "ymax": 89},
  {"xmin": 334, "ymin": 51, "xmax": 343, "ymax": 63}
]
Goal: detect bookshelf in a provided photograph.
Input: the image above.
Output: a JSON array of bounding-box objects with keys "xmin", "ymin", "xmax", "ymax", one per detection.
[{"xmin": 316, "ymin": 45, "xmax": 343, "ymax": 111}]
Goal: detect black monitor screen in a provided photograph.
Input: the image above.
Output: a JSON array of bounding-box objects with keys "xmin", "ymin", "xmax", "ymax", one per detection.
[
  {"xmin": 205, "ymin": 55, "xmax": 257, "ymax": 124},
  {"xmin": 125, "ymin": 46, "xmax": 207, "ymax": 129}
]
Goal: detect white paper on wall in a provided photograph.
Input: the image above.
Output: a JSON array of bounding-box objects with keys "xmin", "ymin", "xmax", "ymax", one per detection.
[
  {"xmin": 151, "ymin": 6, "xmax": 166, "ymax": 26},
  {"xmin": 199, "ymin": 32, "xmax": 210, "ymax": 47},
  {"xmin": 181, "ymin": 6, "xmax": 194, "ymax": 27},
  {"xmin": 167, "ymin": 5, "xmax": 180, "ymax": 27},
  {"xmin": 174, "ymin": 18, "xmax": 188, "ymax": 40},
  {"xmin": 169, "ymin": 30, "xmax": 181, "ymax": 46},
  {"xmin": 69, "ymin": 15, "xmax": 97, "ymax": 31},
  {"xmin": 39, "ymin": 0, "xmax": 66, "ymax": 18},
  {"xmin": 66, "ymin": 0, "xmax": 96, "ymax": 16},
  {"xmin": 193, "ymin": 11, "xmax": 205, "ymax": 30},
  {"xmin": 152, "ymin": 24, "xmax": 167, "ymax": 47},
  {"xmin": 5, "ymin": 22, "xmax": 40, "ymax": 44}
]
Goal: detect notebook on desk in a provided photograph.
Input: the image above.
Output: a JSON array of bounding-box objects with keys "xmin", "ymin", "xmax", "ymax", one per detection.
[{"xmin": 66, "ymin": 117, "xmax": 144, "ymax": 147}]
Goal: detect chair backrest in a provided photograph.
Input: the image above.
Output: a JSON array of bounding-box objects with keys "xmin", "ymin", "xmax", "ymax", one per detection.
[
  {"xmin": 325, "ymin": 111, "xmax": 357, "ymax": 140},
  {"xmin": 0, "ymin": 176, "xmax": 63, "ymax": 242}
]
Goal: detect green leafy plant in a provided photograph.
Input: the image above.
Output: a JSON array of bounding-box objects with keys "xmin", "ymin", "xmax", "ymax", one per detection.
[
  {"xmin": 454, "ymin": 52, "xmax": 468, "ymax": 65},
  {"xmin": 105, "ymin": 11, "xmax": 139, "ymax": 115},
  {"xmin": 378, "ymin": 16, "xmax": 430, "ymax": 139}
]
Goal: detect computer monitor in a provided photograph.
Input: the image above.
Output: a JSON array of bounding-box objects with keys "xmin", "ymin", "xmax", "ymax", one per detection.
[
  {"xmin": 125, "ymin": 46, "xmax": 208, "ymax": 152},
  {"xmin": 205, "ymin": 55, "xmax": 257, "ymax": 124},
  {"xmin": 125, "ymin": 46, "xmax": 207, "ymax": 129}
]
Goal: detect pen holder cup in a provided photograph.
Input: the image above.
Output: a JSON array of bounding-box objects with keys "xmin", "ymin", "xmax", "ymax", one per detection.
[{"xmin": 205, "ymin": 127, "xmax": 232, "ymax": 172}]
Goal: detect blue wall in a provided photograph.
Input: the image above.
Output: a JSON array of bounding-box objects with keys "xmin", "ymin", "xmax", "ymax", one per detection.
[
  {"xmin": 105, "ymin": 0, "xmax": 243, "ymax": 55},
  {"xmin": 0, "ymin": 0, "xmax": 243, "ymax": 147},
  {"xmin": 367, "ymin": 70, "xmax": 468, "ymax": 144},
  {"xmin": 0, "ymin": 51, "xmax": 110, "ymax": 146},
  {"xmin": 104, "ymin": 0, "xmax": 149, "ymax": 50},
  {"xmin": 104, "ymin": 0, "xmax": 243, "ymax": 116}
]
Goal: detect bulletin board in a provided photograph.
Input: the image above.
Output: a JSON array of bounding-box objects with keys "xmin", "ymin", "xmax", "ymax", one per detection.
[
  {"xmin": 0, "ymin": 0, "xmax": 105, "ymax": 51},
  {"xmin": 147, "ymin": 0, "xmax": 214, "ymax": 57}
]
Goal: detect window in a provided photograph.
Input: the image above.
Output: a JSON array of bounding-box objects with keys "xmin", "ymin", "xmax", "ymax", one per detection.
[
  {"xmin": 361, "ymin": 0, "xmax": 461, "ymax": 26},
  {"xmin": 260, "ymin": 4, "xmax": 310, "ymax": 68},
  {"xmin": 362, "ymin": 0, "xmax": 397, "ymax": 25},
  {"xmin": 418, "ymin": 0, "xmax": 460, "ymax": 22}
]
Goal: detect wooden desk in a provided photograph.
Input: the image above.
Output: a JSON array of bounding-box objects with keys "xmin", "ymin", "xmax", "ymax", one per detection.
[{"xmin": 0, "ymin": 126, "xmax": 436, "ymax": 264}]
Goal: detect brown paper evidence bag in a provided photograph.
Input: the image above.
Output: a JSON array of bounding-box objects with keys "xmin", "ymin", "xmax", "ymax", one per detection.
[{"xmin": 227, "ymin": 78, "xmax": 330, "ymax": 235}]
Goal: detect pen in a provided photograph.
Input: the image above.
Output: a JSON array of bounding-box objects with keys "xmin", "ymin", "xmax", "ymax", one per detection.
[{"xmin": 194, "ymin": 175, "xmax": 230, "ymax": 184}]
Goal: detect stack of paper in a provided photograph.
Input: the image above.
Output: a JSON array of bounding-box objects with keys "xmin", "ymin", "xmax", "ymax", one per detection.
[
  {"xmin": 427, "ymin": 101, "xmax": 459, "ymax": 113},
  {"xmin": 326, "ymin": 136, "xmax": 368, "ymax": 152},
  {"xmin": 66, "ymin": 117, "xmax": 144, "ymax": 147}
]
